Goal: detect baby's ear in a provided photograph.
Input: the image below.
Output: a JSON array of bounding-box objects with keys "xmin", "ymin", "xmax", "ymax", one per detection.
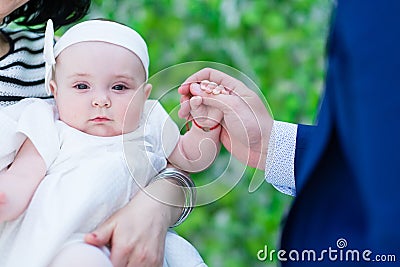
[
  {"xmin": 143, "ymin": 83, "xmax": 152, "ymax": 99},
  {"xmin": 50, "ymin": 80, "xmax": 58, "ymax": 97}
]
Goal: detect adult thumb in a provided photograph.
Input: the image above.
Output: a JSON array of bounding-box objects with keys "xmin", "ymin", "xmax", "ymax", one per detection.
[{"xmin": 84, "ymin": 221, "xmax": 114, "ymax": 247}]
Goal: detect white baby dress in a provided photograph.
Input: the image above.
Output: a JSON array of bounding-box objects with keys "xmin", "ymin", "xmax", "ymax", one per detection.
[{"xmin": 0, "ymin": 98, "xmax": 207, "ymax": 267}]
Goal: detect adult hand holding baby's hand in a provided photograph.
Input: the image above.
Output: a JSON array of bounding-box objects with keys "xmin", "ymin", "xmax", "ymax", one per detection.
[
  {"xmin": 178, "ymin": 68, "xmax": 273, "ymax": 170},
  {"xmin": 188, "ymin": 80, "xmax": 225, "ymax": 132}
]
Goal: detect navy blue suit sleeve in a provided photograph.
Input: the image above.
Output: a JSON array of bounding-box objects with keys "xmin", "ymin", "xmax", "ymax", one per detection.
[{"xmin": 294, "ymin": 124, "xmax": 315, "ymax": 181}]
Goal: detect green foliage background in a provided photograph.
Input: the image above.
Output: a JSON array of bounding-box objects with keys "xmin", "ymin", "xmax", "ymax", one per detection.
[{"xmin": 84, "ymin": 1, "xmax": 332, "ymax": 266}]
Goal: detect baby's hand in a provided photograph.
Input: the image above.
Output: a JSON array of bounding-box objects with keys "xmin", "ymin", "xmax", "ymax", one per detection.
[{"xmin": 189, "ymin": 80, "xmax": 225, "ymax": 131}]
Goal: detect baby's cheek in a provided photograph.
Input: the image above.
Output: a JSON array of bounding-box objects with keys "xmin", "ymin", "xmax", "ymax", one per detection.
[{"xmin": 122, "ymin": 111, "xmax": 142, "ymax": 133}]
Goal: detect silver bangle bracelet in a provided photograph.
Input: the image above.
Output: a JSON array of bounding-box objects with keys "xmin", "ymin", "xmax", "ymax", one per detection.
[{"xmin": 154, "ymin": 167, "xmax": 196, "ymax": 227}]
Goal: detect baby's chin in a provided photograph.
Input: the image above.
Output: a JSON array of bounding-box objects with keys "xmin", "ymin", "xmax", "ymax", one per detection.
[
  {"xmin": 84, "ymin": 126, "xmax": 123, "ymax": 137},
  {"xmin": 81, "ymin": 122, "xmax": 140, "ymax": 137}
]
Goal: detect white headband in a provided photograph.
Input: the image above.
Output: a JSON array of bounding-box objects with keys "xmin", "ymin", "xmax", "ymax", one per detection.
[{"xmin": 44, "ymin": 19, "xmax": 149, "ymax": 95}]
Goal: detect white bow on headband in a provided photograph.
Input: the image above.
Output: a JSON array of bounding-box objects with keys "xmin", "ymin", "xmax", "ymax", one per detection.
[
  {"xmin": 43, "ymin": 19, "xmax": 150, "ymax": 95},
  {"xmin": 44, "ymin": 19, "xmax": 56, "ymax": 95}
]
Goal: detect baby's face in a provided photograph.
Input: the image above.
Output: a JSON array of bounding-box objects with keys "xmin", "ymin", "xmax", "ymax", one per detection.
[{"xmin": 50, "ymin": 41, "xmax": 151, "ymax": 137}]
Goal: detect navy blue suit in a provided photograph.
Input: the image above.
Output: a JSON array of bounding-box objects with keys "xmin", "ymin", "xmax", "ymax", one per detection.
[{"xmin": 281, "ymin": 1, "xmax": 400, "ymax": 265}]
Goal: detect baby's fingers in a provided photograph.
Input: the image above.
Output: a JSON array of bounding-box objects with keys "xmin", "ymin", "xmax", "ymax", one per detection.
[
  {"xmin": 189, "ymin": 96, "xmax": 203, "ymax": 111},
  {"xmin": 200, "ymin": 80, "xmax": 229, "ymax": 95}
]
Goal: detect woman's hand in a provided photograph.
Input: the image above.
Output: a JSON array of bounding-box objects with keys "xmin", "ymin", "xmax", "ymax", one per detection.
[{"xmin": 85, "ymin": 178, "xmax": 185, "ymax": 267}]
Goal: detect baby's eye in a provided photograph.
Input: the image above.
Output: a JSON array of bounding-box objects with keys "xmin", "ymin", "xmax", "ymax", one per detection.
[
  {"xmin": 74, "ymin": 83, "xmax": 89, "ymax": 90},
  {"xmin": 112, "ymin": 84, "xmax": 128, "ymax": 91}
]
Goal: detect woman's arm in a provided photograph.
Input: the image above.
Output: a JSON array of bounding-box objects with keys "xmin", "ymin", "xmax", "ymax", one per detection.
[{"xmin": 85, "ymin": 167, "xmax": 194, "ymax": 267}]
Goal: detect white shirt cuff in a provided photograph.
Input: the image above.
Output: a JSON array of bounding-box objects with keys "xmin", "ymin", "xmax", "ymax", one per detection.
[{"xmin": 265, "ymin": 120, "xmax": 297, "ymax": 196}]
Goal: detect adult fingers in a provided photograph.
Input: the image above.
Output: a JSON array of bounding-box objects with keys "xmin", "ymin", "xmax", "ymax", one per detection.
[
  {"xmin": 178, "ymin": 82, "xmax": 232, "ymax": 118},
  {"xmin": 188, "ymin": 83, "xmax": 237, "ymax": 113},
  {"xmin": 110, "ymin": 240, "xmax": 163, "ymax": 267},
  {"xmin": 109, "ymin": 242, "xmax": 130, "ymax": 267},
  {"xmin": 178, "ymin": 68, "xmax": 254, "ymax": 98},
  {"xmin": 84, "ymin": 218, "xmax": 132, "ymax": 267},
  {"xmin": 84, "ymin": 219, "xmax": 115, "ymax": 247}
]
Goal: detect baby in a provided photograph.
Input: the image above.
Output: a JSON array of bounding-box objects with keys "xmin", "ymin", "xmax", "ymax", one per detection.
[{"xmin": 0, "ymin": 19, "xmax": 222, "ymax": 267}]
